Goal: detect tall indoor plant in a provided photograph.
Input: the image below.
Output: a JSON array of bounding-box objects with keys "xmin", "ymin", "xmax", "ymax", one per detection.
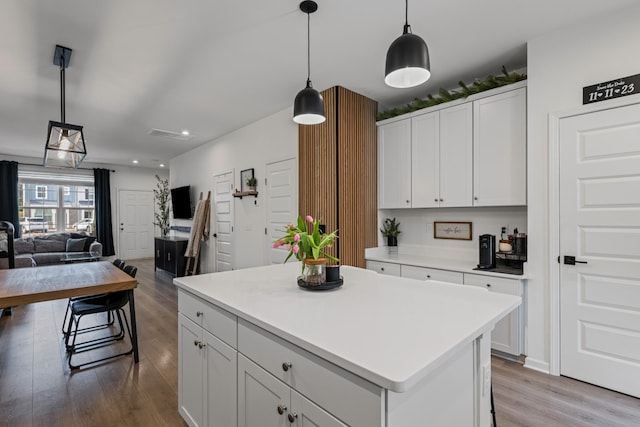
[{"xmin": 153, "ymin": 174, "xmax": 170, "ymax": 236}]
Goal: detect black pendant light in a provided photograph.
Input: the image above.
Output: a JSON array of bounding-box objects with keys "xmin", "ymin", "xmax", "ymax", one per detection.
[
  {"xmin": 43, "ymin": 45, "xmax": 87, "ymax": 168},
  {"xmin": 385, "ymin": 0, "xmax": 431, "ymax": 88},
  {"xmin": 293, "ymin": 0, "xmax": 325, "ymax": 125}
]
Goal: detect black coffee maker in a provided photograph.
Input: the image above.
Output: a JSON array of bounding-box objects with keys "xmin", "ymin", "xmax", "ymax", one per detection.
[{"xmin": 478, "ymin": 234, "xmax": 496, "ymax": 269}]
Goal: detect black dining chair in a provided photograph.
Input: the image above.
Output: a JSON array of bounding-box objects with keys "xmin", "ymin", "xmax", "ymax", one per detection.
[
  {"xmin": 61, "ymin": 259, "xmax": 126, "ymax": 336},
  {"xmin": 65, "ymin": 264, "xmax": 137, "ymax": 369}
]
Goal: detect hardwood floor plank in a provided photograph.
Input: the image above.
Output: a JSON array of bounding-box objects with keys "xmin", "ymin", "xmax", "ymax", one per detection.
[{"xmin": 2, "ymin": 257, "xmax": 639, "ymax": 426}]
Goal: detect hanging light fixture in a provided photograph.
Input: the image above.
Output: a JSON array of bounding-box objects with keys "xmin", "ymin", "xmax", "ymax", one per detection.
[
  {"xmin": 43, "ymin": 45, "xmax": 87, "ymax": 168},
  {"xmin": 293, "ymin": 0, "xmax": 325, "ymax": 125},
  {"xmin": 385, "ymin": 0, "xmax": 431, "ymax": 88}
]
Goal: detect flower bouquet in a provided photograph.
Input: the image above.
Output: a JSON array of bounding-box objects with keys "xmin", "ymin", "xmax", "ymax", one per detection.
[{"xmin": 273, "ymin": 215, "xmax": 338, "ymax": 284}]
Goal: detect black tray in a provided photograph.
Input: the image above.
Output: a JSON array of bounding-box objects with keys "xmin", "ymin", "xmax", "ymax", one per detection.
[{"xmin": 297, "ymin": 276, "xmax": 343, "ymax": 291}]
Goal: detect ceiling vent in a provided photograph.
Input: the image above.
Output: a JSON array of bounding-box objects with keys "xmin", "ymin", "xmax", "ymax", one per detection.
[{"xmin": 147, "ymin": 128, "xmax": 193, "ymax": 141}]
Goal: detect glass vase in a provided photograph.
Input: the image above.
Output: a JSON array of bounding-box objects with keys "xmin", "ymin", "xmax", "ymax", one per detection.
[{"xmin": 302, "ymin": 257, "xmax": 327, "ymax": 284}]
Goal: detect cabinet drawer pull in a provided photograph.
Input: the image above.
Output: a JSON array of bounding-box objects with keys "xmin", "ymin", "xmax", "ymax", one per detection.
[
  {"xmin": 406, "ymin": 200, "xmax": 410, "ymax": 203},
  {"xmin": 288, "ymin": 413, "xmax": 298, "ymax": 423},
  {"xmin": 486, "ymin": 284, "xmax": 491, "ymax": 288},
  {"xmin": 434, "ymin": 198, "xmax": 438, "ymax": 202},
  {"xmin": 474, "ymin": 196, "xmax": 478, "ymax": 201},
  {"xmin": 282, "ymin": 362, "xmax": 292, "ymax": 372},
  {"xmin": 427, "ymin": 275, "xmax": 431, "ymax": 279},
  {"xmin": 277, "ymin": 404, "xmax": 287, "ymax": 415},
  {"xmin": 196, "ymin": 311, "xmax": 203, "ymax": 317},
  {"xmin": 380, "ymin": 267, "xmax": 385, "ymax": 271}
]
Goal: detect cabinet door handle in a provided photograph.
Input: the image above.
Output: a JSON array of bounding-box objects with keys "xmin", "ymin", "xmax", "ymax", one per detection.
[
  {"xmin": 406, "ymin": 200, "xmax": 410, "ymax": 204},
  {"xmin": 277, "ymin": 404, "xmax": 287, "ymax": 415},
  {"xmin": 439, "ymin": 198, "xmax": 443, "ymax": 202},
  {"xmin": 288, "ymin": 412, "xmax": 298, "ymax": 423},
  {"xmin": 156, "ymin": 250, "xmax": 160, "ymax": 257},
  {"xmin": 434, "ymin": 198, "xmax": 438, "ymax": 202},
  {"xmin": 194, "ymin": 340, "xmax": 199, "ymax": 347},
  {"xmin": 486, "ymin": 284, "xmax": 491, "ymax": 288},
  {"xmin": 380, "ymin": 267, "xmax": 385, "ymax": 271},
  {"xmin": 474, "ymin": 197, "xmax": 478, "ymax": 201},
  {"xmin": 282, "ymin": 362, "xmax": 292, "ymax": 372},
  {"xmin": 198, "ymin": 342, "xmax": 206, "ymax": 349},
  {"xmin": 167, "ymin": 253, "xmax": 171, "ymax": 261},
  {"xmin": 196, "ymin": 311, "xmax": 203, "ymax": 317}
]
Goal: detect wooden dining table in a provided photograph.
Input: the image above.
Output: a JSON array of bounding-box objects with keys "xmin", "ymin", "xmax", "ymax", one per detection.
[{"xmin": 0, "ymin": 261, "xmax": 139, "ymax": 363}]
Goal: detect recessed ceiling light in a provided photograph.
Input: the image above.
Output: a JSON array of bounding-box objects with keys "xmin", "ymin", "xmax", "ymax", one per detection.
[
  {"xmin": 181, "ymin": 130, "xmax": 190, "ymax": 136},
  {"xmin": 159, "ymin": 163, "xmax": 165, "ymax": 168},
  {"xmin": 132, "ymin": 160, "xmax": 139, "ymax": 164}
]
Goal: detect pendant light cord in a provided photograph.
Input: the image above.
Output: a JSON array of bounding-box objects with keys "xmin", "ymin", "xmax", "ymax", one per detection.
[
  {"xmin": 306, "ymin": 11, "xmax": 311, "ymax": 83},
  {"xmin": 60, "ymin": 53, "xmax": 66, "ymax": 123},
  {"xmin": 403, "ymin": 0, "xmax": 412, "ymax": 34}
]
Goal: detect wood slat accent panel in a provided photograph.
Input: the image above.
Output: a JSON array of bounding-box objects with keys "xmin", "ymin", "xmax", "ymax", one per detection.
[
  {"xmin": 298, "ymin": 86, "xmax": 377, "ymax": 267},
  {"xmin": 298, "ymin": 87, "xmax": 338, "ymax": 261},
  {"xmin": 337, "ymin": 87, "xmax": 377, "ymax": 268}
]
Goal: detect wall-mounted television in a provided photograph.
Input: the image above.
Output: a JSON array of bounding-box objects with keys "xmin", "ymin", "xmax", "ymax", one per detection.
[{"xmin": 170, "ymin": 185, "xmax": 193, "ymax": 219}]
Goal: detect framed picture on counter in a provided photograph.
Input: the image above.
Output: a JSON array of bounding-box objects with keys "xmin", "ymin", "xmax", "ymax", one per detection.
[{"xmin": 434, "ymin": 221, "xmax": 472, "ymax": 240}]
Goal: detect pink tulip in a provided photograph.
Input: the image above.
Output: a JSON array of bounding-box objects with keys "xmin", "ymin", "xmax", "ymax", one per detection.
[
  {"xmin": 294, "ymin": 233, "xmax": 300, "ymax": 242},
  {"xmin": 272, "ymin": 240, "xmax": 284, "ymax": 248},
  {"xmin": 306, "ymin": 215, "xmax": 313, "ymax": 223},
  {"xmin": 287, "ymin": 244, "xmax": 291, "ymax": 251},
  {"xmin": 293, "ymin": 244, "xmax": 299, "ymax": 254}
]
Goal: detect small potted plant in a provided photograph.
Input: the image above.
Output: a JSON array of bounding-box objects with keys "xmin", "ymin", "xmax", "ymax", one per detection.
[
  {"xmin": 246, "ymin": 176, "xmax": 258, "ymax": 192},
  {"xmin": 380, "ymin": 217, "xmax": 401, "ymax": 246}
]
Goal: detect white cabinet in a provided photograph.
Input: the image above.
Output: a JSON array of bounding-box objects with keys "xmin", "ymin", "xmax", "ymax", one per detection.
[
  {"xmin": 238, "ymin": 354, "xmax": 347, "ymax": 427},
  {"xmin": 473, "ymin": 87, "xmax": 527, "ymax": 206},
  {"xmin": 378, "ymin": 119, "xmax": 412, "ymax": 208},
  {"xmin": 437, "ymin": 103, "xmax": 473, "ymax": 207},
  {"xmin": 366, "ymin": 260, "xmax": 401, "ymax": 276},
  {"xmin": 178, "ymin": 291, "xmax": 238, "ymax": 427},
  {"xmin": 179, "ymin": 314, "xmax": 237, "ymax": 427},
  {"xmin": 464, "ymin": 273, "xmax": 524, "ymax": 355},
  {"xmin": 377, "ymin": 82, "xmax": 527, "ymax": 210},
  {"xmin": 400, "ymin": 265, "xmax": 464, "ymax": 284}
]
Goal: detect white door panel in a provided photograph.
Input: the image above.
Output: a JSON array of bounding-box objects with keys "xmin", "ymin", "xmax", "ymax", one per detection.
[
  {"xmin": 213, "ymin": 171, "xmax": 234, "ymax": 272},
  {"xmin": 559, "ymin": 102, "xmax": 640, "ymax": 398},
  {"xmin": 118, "ymin": 190, "xmax": 154, "ymax": 259},
  {"xmin": 266, "ymin": 158, "xmax": 297, "ymax": 265}
]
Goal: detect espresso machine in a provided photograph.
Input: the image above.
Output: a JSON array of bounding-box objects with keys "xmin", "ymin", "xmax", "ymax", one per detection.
[{"xmin": 477, "ymin": 234, "xmax": 496, "ymax": 269}]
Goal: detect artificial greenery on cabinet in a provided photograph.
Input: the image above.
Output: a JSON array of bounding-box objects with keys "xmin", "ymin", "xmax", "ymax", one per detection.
[
  {"xmin": 153, "ymin": 174, "xmax": 170, "ymax": 236},
  {"xmin": 377, "ymin": 66, "xmax": 527, "ymax": 121}
]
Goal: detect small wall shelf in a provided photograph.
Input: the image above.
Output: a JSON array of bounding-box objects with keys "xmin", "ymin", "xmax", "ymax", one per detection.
[{"xmin": 233, "ymin": 190, "xmax": 259, "ymax": 199}]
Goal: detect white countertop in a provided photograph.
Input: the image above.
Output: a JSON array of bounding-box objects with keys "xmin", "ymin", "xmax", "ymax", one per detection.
[
  {"xmin": 174, "ymin": 263, "xmax": 521, "ymax": 393},
  {"xmin": 366, "ymin": 247, "xmax": 528, "ymax": 280}
]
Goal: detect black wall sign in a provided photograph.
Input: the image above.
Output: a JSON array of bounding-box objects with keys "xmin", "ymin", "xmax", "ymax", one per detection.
[{"xmin": 583, "ymin": 74, "xmax": 639, "ymax": 104}]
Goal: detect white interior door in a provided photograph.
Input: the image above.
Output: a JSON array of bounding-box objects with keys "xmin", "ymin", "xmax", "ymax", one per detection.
[
  {"xmin": 118, "ymin": 190, "xmax": 154, "ymax": 259},
  {"xmin": 213, "ymin": 170, "xmax": 234, "ymax": 272},
  {"xmin": 265, "ymin": 158, "xmax": 297, "ymax": 264},
  {"xmin": 559, "ymin": 102, "xmax": 640, "ymax": 398}
]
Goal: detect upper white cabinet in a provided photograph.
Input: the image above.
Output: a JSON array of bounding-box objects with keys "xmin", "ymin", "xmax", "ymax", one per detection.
[
  {"xmin": 436, "ymin": 103, "xmax": 473, "ymax": 207},
  {"xmin": 473, "ymin": 87, "xmax": 527, "ymax": 206},
  {"xmin": 378, "ymin": 119, "xmax": 412, "ymax": 208},
  {"xmin": 378, "ymin": 82, "xmax": 527, "ymax": 209}
]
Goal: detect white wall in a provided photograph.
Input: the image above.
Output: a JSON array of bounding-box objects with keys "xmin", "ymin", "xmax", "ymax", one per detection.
[
  {"xmin": 170, "ymin": 107, "xmax": 297, "ymax": 273},
  {"xmin": 526, "ymin": 3, "xmax": 640, "ymax": 372},
  {"xmin": 381, "ymin": 207, "xmax": 526, "ymax": 249}
]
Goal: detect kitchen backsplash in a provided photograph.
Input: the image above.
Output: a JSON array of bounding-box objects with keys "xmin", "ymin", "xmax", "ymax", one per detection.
[{"xmin": 377, "ymin": 206, "xmax": 527, "ymax": 250}]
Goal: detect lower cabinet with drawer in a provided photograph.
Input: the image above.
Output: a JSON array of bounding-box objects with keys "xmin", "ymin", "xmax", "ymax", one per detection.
[
  {"xmin": 400, "ymin": 265, "xmax": 464, "ymax": 284},
  {"xmin": 365, "ymin": 260, "xmax": 401, "ymax": 276},
  {"xmin": 178, "ymin": 290, "xmax": 238, "ymax": 427},
  {"xmin": 463, "ymin": 273, "xmax": 524, "ymax": 356}
]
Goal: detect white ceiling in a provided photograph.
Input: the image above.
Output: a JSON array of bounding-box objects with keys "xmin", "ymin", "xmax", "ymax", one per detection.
[{"xmin": 0, "ymin": 0, "xmax": 636, "ymax": 169}]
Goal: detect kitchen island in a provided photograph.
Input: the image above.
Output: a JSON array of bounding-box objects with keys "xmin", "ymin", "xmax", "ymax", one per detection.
[{"xmin": 174, "ymin": 262, "xmax": 520, "ymax": 427}]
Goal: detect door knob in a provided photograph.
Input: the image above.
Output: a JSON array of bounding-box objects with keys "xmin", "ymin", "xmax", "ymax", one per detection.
[{"xmin": 564, "ymin": 255, "xmax": 588, "ymax": 265}]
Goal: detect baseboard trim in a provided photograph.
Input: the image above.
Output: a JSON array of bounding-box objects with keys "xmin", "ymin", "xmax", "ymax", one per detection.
[{"xmin": 524, "ymin": 357, "xmax": 551, "ymax": 374}]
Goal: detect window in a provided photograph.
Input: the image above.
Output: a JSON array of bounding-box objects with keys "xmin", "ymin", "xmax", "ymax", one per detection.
[
  {"xmin": 18, "ymin": 170, "xmax": 95, "ymax": 235},
  {"xmin": 36, "ymin": 185, "xmax": 47, "ymax": 199}
]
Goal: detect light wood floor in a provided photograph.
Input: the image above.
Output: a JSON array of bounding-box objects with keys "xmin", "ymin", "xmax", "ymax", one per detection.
[{"xmin": 1, "ymin": 258, "xmax": 639, "ymax": 426}]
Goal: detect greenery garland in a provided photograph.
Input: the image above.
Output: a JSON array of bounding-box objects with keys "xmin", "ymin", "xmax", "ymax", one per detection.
[{"xmin": 377, "ymin": 66, "xmax": 527, "ymax": 121}]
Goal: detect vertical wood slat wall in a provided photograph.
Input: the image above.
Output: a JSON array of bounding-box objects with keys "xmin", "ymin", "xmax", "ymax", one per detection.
[{"xmin": 298, "ymin": 86, "xmax": 377, "ymax": 267}]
